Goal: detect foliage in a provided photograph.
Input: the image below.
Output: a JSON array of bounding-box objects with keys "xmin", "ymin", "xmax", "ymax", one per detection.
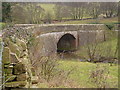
[
  {"xmin": 88, "ymin": 2, "xmax": 101, "ymax": 19},
  {"xmin": 2, "ymin": 2, "xmax": 118, "ymax": 24},
  {"xmin": 76, "ymin": 33, "xmax": 118, "ymax": 63},
  {"xmin": 11, "ymin": 3, "xmax": 45, "ymax": 24},
  {"xmin": 44, "ymin": 12, "xmax": 52, "ymax": 24},
  {"xmin": 105, "ymin": 23, "xmax": 114, "ymax": 30},
  {"xmin": 89, "ymin": 64, "xmax": 110, "ymax": 88},
  {"xmin": 2, "ymin": 2, "xmax": 12, "ymax": 22}
]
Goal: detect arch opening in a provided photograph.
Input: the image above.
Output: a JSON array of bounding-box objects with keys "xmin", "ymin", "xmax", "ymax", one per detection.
[{"xmin": 57, "ymin": 33, "xmax": 76, "ymax": 53}]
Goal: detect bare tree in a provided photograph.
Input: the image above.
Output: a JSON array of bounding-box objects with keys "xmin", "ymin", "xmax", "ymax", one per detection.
[
  {"xmin": 11, "ymin": 3, "xmax": 45, "ymax": 24},
  {"xmin": 87, "ymin": 2, "xmax": 101, "ymax": 19},
  {"xmin": 100, "ymin": 2, "xmax": 118, "ymax": 18}
]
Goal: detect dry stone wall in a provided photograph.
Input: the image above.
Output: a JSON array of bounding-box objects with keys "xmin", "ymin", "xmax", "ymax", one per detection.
[{"xmin": 2, "ymin": 38, "xmax": 29, "ymax": 88}]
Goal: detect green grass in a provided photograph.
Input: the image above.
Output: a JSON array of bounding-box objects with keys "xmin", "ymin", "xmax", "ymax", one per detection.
[
  {"xmin": 0, "ymin": 22, "xmax": 6, "ymax": 30},
  {"xmin": 76, "ymin": 37, "xmax": 118, "ymax": 59},
  {"xmin": 56, "ymin": 17, "xmax": 118, "ymax": 24},
  {"xmin": 56, "ymin": 37, "xmax": 118, "ymax": 88},
  {"xmin": 58, "ymin": 60, "xmax": 118, "ymax": 88}
]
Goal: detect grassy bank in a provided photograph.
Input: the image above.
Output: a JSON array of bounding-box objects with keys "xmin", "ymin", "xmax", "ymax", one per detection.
[{"xmin": 76, "ymin": 37, "xmax": 118, "ymax": 59}]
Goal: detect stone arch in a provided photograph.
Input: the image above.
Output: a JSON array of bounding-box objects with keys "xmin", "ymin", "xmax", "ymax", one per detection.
[{"xmin": 57, "ymin": 33, "xmax": 77, "ymax": 52}]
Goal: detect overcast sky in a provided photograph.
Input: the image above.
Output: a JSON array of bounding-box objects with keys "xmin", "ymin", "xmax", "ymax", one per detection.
[{"xmin": 1, "ymin": 0, "xmax": 119, "ymax": 2}]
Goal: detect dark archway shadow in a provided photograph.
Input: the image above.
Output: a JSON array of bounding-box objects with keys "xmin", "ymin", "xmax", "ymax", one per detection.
[{"xmin": 57, "ymin": 33, "xmax": 76, "ymax": 53}]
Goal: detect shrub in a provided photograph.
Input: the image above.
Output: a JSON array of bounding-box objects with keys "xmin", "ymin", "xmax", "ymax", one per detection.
[
  {"xmin": 105, "ymin": 23, "xmax": 114, "ymax": 30},
  {"xmin": 89, "ymin": 64, "xmax": 110, "ymax": 88}
]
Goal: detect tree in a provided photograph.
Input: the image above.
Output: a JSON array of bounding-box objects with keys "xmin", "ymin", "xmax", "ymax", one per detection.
[
  {"xmin": 44, "ymin": 12, "xmax": 52, "ymax": 24},
  {"xmin": 54, "ymin": 4, "xmax": 63, "ymax": 21},
  {"xmin": 24, "ymin": 3, "xmax": 45, "ymax": 24},
  {"xmin": 11, "ymin": 3, "xmax": 27, "ymax": 23},
  {"xmin": 2, "ymin": 2, "xmax": 12, "ymax": 22},
  {"xmin": 87, "ymin": 2, "xmax": 101, "ymax": 19},
  {"xmin": 100, "ymin": 2, "xmax": 118, "ymax": 18},
  {"xmin": 64, "ymin": 2, "xmax": 87, "ymax": 20},
  {"xmin": 11, "ymin": 3, "xmax": 45, "ymax": 24}
]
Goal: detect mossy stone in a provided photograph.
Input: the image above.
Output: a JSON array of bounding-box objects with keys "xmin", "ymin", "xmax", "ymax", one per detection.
[
  {"xmin": 2, "ymin": 47, "xmax": 10, "ymax": 64},
  {"xmin": 31, "ymin": 76, "xmax": 38, "ymax": 84},
  {"xmin": 5, "ymin": 75, "xmax": 16, "ymax": 82},
  {"xmin": 10, "ymin": 53, "xmax": 19, "ymax": 63},
  {"xmin": 13, "ymin": 62, "xmax": 26, "ymax": 75},
  {"xmin": 4, "ymin": 64, "xmax": 13, "ymax": 69},
  {"xmin": 3, "ymin": 38, "xmax": 10, "ymax": 46},
  {"xmin": 4, "ymin": 68, "xmax": 13, "ymax": 75},
  {"xmin": 5, "ymin": 81, "xmax": 27, "ymax": 88},
  {"xmin": 16, "ymin": 38, "xmax": 27, "ymax": 51},
  {"xmin": 16, "ymin": 73, "xmax": 27, "ymax": 81},
  {"xmin": 8, "ymin": 41, "xmax": 20, "ymax": 58}
]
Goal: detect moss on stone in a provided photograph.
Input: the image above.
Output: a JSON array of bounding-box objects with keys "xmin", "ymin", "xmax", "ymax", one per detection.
[
  {"xmin": 10, "ymin": 53, "xmax": 19, "ymax": 63},
  {"xmin": 5, "ymin": 81, "xmax": 26, "ymax": 88},
  {"xmin": 2, "ymin": 47, "xmax": 10, "ymax": 64},
  {"xmin": 13, "ymin": 62, "xmax": 26, "ymax": 75},
  {"xmin": 16, "ymin": 38, "xmax": 27, "ymax": 51},
  {"xmin": 8, "ymin": 41, "xmax": 20, "ymax": 58},
  {"xmin": 3, "ymin": 38, "xmax": 10, "ymax": 46},
  {"xmin": 4, "ymin": 68, "xmax": 13, "ymax": 75},
  {"xmin": 5, "ymin": 75, "xmax": 16, "ymax": 82},
  {"xmin": 16, "ymin": 73, "xmax": 27, "ymax": 81}
]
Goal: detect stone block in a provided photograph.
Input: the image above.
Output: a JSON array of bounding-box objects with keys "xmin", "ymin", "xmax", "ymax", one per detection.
[
  {"xmin": 16, "ymin": 73, "xmax": 27, "ymax": 81},
  {"xmin": 5, "ymin": 81, "xmax": 27, "ymax": 88},
  {"xmin": 8, "ymin": 41, "xmax": 20, "ymax": 57},
  {"xmin": 3, "ymin": 38, "xmax": 10, "ymax": 46},
  {"xmin": 5, "ymin": 75, "xmax": 16, "ymax": 82},
  {"xmin": 4, "ymin": 68, "xmax": 13, "ymax": 75},
  {"xmin": 10, "ymin": 53, "xmax": 19, "ymax": 63},
  {"xmin": 2, "ymin": 47, "xmax": 10, "ymax": 64},
  {"xmin": 16, "ymin": 38, "xmax": 27, "ymax": 51},
  {"xmin": 31, "ymin": 76, "xmax": 38, "ymax": 84},
  {"xmin": 13, "ymin": 62, "xmax": 26, "ymax": 75},
  {"xmin": 4, "ymin": 64, "xmax": 13, "ymax": 69}
]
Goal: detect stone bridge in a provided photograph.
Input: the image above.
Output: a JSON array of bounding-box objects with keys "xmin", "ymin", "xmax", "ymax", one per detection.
[
  {"xmin": 3, "ymin": 24, "xmax": 108, "ymax": 56},
  {"xmin": 32, "ymin": 24, "xmax": 107, "ymax": 56}
]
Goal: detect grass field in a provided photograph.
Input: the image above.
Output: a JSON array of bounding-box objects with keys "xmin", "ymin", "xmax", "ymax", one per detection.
[
  {"xmin": 58, "ymin": 38, "xmax": 118, "ymax": 88},
  {"xmin": 57, "ymin": 17, "xmax": 118, "ymax": 24},
  {"xmin": 58, "ymin": 60, "xmax": 118, "ymax": 88},
  {"xmin": 37, "ymin": 60, "xmax": 118, "ymax": 88}
]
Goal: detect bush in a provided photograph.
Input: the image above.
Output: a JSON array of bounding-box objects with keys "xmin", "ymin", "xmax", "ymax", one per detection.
[
  {"xmin": 33, "ymin": 55, "xmax": 74, "ymax": 87},
  {"xmin": 89, "ymin": 64, "xmax": 110, "ymax": 88},
  {"xmin": 105, "ymin": 23, "xmax": 114, "ymax": 30}
]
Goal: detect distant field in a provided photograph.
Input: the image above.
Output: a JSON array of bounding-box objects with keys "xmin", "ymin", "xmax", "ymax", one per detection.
[{"xmin": 56, "ymin": 17, "xmax": 118, "ymax": 24}]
